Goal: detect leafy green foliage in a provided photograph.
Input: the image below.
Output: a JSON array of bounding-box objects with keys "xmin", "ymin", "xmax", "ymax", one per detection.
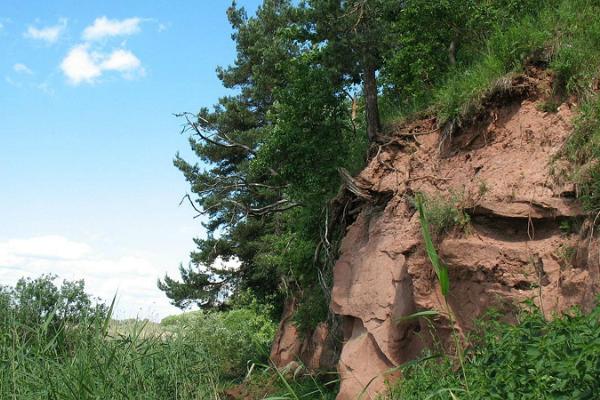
[
  {"xmin": 159, "ymin": 0, "xmax": 304, "ymax": 311},
  {"xmin": 389, "ymin": 303, "xmax": 600, "ymax": 400},
  {"xmin": 188, "ymin": 308, "xmax": 276, "ymax": 379},
  {"xmin": 563, "ymin": 97, "xmax": 600, "ymax": 212},
  {"xmin": 162, "ymin": 0, "xmax": 600, "ymax": 333},
  {"xmin": 0, "ymin": 276, "xmax": 276, "ymax": 399},
  {"xmin": 292, "ymin": 285, "xmax": 329, "ymax": 336},
  {"xmin": 160, "ymin": 0, "xmax": 367, "ymax": 329},
  {"xmin": 379, "ymin": 0, "xmax": 547, "ymax": 121},
  {"xmin": 415, "ymin": 194, "xmax": 450, "ymax": 297},
  {"xmin": 416, "ymin": 192, "xmax": 470, "ymax": 237},
  {"xmin": 0, "ymin": 275, "xmax": 107, "ymax": 348}
]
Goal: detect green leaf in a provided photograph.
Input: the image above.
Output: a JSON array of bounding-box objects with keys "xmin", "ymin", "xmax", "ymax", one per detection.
[
  {"xmin": 395, "ymin": 310, "xmax": 440, "ymax": 323},
  {"xmin": 416, "ymin": 193, "xmax": 450, "ymax": 296}
]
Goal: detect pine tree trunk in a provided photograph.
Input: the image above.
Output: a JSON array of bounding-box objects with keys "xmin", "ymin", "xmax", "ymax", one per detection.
[{"xmin": 364, "ymin": 62, "xmax": 381, "ymax": 142}]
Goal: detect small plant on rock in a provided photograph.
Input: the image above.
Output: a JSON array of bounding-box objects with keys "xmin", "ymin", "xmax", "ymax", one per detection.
[{"xmin": 416, "ymin": 192, "xmax": 471, "ymax": 238}]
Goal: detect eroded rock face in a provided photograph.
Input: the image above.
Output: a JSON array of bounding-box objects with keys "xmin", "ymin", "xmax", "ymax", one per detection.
[
  {"xmin": 270, "ymin": 300, "xmax": 303, "ymax": 368},
  {"xmin": 270, "ymin": 300, "xmax": 337, "ymax": 371},
  {"xmin": 332, "ymin": 74, "xmax": 600, "ymax": 399}
]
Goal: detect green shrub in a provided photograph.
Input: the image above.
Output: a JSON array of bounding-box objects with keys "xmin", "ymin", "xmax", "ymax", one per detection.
[
  {"xmin": 0, "ymin": 275, "xmax": 276, "ymax": 399},
  {"xmin": 388, "ymin": 302, "xmax": 600, "ymax": 399},
  {"xmin": 417, "ymin": 192, "xmax": 470, "ymax": 237},
  {"xmin": 293, "ymin": 285, "xmax": 330, "ymax": 336},
  {"xmin": 563, "ymin": 97, "xmax": 600, "ymax": 212},
  {"xmin": 188, "ymin": 307, "xmax": 277, "ymax": 379},
  {"xmin": 0, "ymin": 275, "xmax": 107, "ymax": 350}
]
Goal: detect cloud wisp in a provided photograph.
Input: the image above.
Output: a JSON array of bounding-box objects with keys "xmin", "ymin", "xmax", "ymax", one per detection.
[
  {"xmin": 0, "ymin": 235, "xmax": 179, "ymax": 320},
  {"xmin": 13, "ymin": 63, "xmax": 33, "ymax": 75},
  {"xmin": 24, "ymin": 18, "xmax": 67, "ymax": 43},
  {"xmin": 60, "ymin": 44, "xmax": 144, "ymax": 85},
  {"xmin": 82, "ymin": 17, "xmax": 142, "ymax": 41}
]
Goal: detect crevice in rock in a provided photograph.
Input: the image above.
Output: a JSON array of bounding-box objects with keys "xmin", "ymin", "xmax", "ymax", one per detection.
[{"xmin": 468, "ymin": 213, "xmax": 567, "ymax": 242}]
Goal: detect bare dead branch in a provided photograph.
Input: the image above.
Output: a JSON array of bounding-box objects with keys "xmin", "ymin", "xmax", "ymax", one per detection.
[
  {"xmin": 176, "ymin": 112, "xmax": 257, "ymax": 156},
  {"xmin": 176, "ymin": 112, "xmax": 282, "ymax": 177},
  {"xmin": 179, "ymin": 193, "xmax": 204, "ymax": 219},
  {"xmin": 223, "ymin": 198, "xmax": 302, "ymax": 217},
  {"xmin": 338, "ymin": 167, "xmax": 372, "ymax": 200}
]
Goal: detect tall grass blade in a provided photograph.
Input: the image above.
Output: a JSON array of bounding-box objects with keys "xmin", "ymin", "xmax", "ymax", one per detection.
[
  {"xmin": 101, "ymin": 295, "xmax": 116, "ymax": 336},
  {"xmin": 416, "ymin": 193, "xmax": 450, "ymax": 296},
  {"xmin": 395, "ymin": 310, "xmax": 440, "ymax": 324},
  {"xmin": 424, "ymin": 388, "xmax": 466, "ymax": 400}
]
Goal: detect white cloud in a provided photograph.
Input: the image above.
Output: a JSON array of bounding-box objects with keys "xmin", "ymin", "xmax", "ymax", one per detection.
[
  {"xmin": 101, "ymin": 49, "xmax": 141, "ymax": 72},
  {"xmin": 60, "ymin": 44, "xmax": 102, "ymax": 84},
  {"xmin": 13, "ymin": 63, "xmax": 33, "ymax": 75},
  {"xmin": 61, "ymin": 45, "xmax": 144, "ymax": 85},
  {"xmin": 0, "ymin": 235, "xmax": 181, "ymax": 320},
  {"xmin": 24, "ymin": 18, "xmax": 67, "ymax": 43},
  {"xmin": 3, "ymin": 235, "xmax": 91, "ymax": 260},
  {"xmin": 83, "ymin": 17, "xmax": 141, "ymax": 41}
]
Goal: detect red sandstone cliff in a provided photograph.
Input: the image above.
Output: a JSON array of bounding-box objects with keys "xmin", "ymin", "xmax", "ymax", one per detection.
[{"xmin": 271, "ymin": 69, "xmax": 600, "ymax": 399}]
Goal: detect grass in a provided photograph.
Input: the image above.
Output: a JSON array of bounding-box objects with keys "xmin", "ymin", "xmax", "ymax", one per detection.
[
  {"xmin": 384, "ymin": 0, "xmax": 600, "ymax": 129},
  {"xmin": 415, "ymin": 193, "xmax": 451, "ymax": 296},
  {"xmin": 536, "ymin": 98, "xmax": 561, "ymax": 113},
  {"xmin": 1, "ymin": 310, "xmax": 220, "ymax": 399},
  {"xmin": 562, "ymin": 97, "xmax": 600, "ymax": 212},
  {"xmin": 0, "ymin": 276, "xmax": 277, "ymax": 399},
  {"xmin": 387, "ymin": 0, "xmax": 600, "ymax": 214},
  {"xmin": 0, "ymin": 275, "xmax": 338, "ymax": 399},
  {"xmin": 415, "ymin": 192, "xmax": 471, "ymax": 238},
  {"xmin": 388, "ymin": 302, "xmax": 600, "ymax": 400}
]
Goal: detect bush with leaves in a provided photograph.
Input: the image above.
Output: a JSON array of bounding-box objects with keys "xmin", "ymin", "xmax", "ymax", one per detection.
[
  {"xmin": 390, "ymin": 302, "xmax": 600, "ymax": 399},
  {"xmin": 0, "ymin": 275, "xmax": 107, "ymax": 347}
]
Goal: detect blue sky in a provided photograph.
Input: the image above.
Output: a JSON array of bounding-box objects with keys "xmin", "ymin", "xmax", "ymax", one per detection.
[{"xmin": 0, "ymin": 0, "xmax": 261, "ymax": 319}]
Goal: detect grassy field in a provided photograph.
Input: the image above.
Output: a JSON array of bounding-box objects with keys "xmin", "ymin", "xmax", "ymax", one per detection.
[
  {"xmin": 0, "ymin": 276, "xmax": 277, "ymax": 399},
  {"xmin": 0, "ymin": 275, "xmax": 337, "ymax": 399}
]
